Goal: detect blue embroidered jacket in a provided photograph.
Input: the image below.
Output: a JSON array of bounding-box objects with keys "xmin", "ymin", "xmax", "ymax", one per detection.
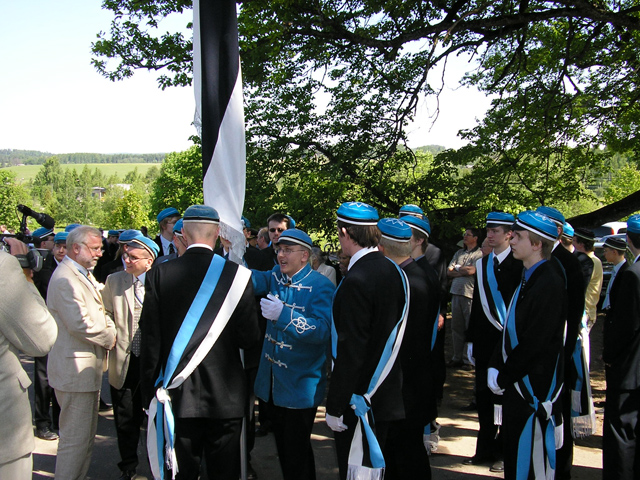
[{"xmin": 252, "ymin": 263, "xmax": 335, "ymax": 408}]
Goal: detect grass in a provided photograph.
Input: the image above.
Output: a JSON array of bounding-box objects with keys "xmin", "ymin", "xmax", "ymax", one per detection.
[{"xmin": 4, "ymin": 163, "xmax": 160, "ymax": 184}]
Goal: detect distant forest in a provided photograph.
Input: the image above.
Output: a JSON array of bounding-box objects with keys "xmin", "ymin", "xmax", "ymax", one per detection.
[{"xmin": 0, "ymin": 149, "xmax": 165, "ymax": 166}]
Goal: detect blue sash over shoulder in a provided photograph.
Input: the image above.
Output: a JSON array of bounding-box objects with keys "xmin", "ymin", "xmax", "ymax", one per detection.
[{"xmin": 146, "ymin": 255, "xmax": 251, "ymax": 480}]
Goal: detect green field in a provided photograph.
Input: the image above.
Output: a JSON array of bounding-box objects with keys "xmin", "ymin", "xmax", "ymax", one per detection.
[{"xmin": 5, "ymin": 163, "xmax": 161, "ymax": 184}]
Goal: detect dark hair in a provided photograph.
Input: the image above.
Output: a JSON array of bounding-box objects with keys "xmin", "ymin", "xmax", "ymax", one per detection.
[
  {"xmin": 267, "ymin": 213, "xmax": 290, "ymax": 228},
  {"xmin": 627, "ymin": 232, "xmax": 640, "ymax": 250},
  {"xmin": 574, "ymin": 236, "xmax": 595, "ymax": 252},
  {"xmin": 411, "ymin": 229, "xmax": 429, "ymax": 254},
  {"xmin": 337, "ymin": 220, "xmax": 380, "ymax": 248},
  {"xmin": 466, "ymin": 227, "xmax": 481, "ymax": 238}
]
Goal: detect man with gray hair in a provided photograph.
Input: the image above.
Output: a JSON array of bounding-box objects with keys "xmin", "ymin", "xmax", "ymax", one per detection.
[{"xmin": 47, "ymin": 225, "xmax": 117, "ymax": 479}]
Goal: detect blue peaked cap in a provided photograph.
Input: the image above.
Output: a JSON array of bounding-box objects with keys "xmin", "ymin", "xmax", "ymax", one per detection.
[
  {"xmin": 276, "ymin": 228, "xmax": 313, "ymax": 249},
  {"xmin": 107, "ymin": 230, "xmax": 120, "ymax": 237},
  {"xmin": 399, "ymin": 204, "xmax": 424, "ymax": 218},
  {"xmin": 402, "ymin": 215, "xmax": 431, "ymax": 237},
  {"xmin": 486, "ymin": 212, "xmax": 515, "ymax": 227},
  {"xmin": 337, "ymin": 202, "xmax": 379, "ymax": 225},
  {"xmin": 378, "ymin": 218, "xmax": 412, "ymax": 242},
  {"xmin": 65, "ymin": 223, "xmax": 81, "ymax": 232},
  {"xmin": 183, "ymin": 205, "xmax": 219, "ymax": 223},
  {"xmin": 157, "ymin": 207, "xmax": 180, "ymax": 223},
  {"xmin": 119, "ymin": 229, "xmax": 141, "ymax": 243},
  {"xmin": 33, "ymin": 226, "xmax": 54, "ymax": 238},
  {"xmin": 54, "ymin": 232, "xmax": 68, "ymax": 243},
  {"xmin": 514, "ymin": 210, "xmax": 558, "ymax": 241},
  {"xmin": 127, "ymin": 233, "xmax": 160, "ymax": 259},
  {"xmin": 627, "ymin": 214, "xmax": 640, "ymax": 234},
  {"xmin": 173, "ymin": 219, "xmax": 184, "ymax": 234},
  {"xmin": 562, "ymin": 222, "xmax": 574, "ymax": 238},
  {"xmin": 536, "ymin": 206, "xmax": 565, "ymax": 225}
]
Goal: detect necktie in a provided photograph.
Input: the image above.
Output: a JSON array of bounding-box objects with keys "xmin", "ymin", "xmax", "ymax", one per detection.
[
  {"xmin": 131, "ymin": 279, "xmax": 144, "ymax": 356},
  {"xmin": 168, "ymin": 243, "xmax": 175, "ymax": 255}
]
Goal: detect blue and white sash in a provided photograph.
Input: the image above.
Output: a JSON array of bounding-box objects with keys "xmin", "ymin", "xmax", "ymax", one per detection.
[
  {"xmin": 476, "ymin": 253, "xmax": 507, "ymax": 331},
  {"xmin": 346, "ymin": 261, "xmax": 409, "ymax": 480},
  {"xmin": 570, "ymin": 316, "xmax": 596, "ymax": 438},
  {"xmin": 502, "ymin": 275, "xmax": 563, "ymax": 480},
  {"xmin": 146, "ymin": 255, "xmax": 251, "ymax": 480}
]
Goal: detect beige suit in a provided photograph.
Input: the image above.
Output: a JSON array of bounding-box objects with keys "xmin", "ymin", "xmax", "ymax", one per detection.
[
  {"xmin": 47, "ymin": 256, "xmax": 116, "ymax": 479},
  {"xmin": 103, "ymin": 271, "xmax": 136, "ymax": 389},
  {"xmin": 0, "ymin": 251, "xmax": 57, "ymax": 478}
]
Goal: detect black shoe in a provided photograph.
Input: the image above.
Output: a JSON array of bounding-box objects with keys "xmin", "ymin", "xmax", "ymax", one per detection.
[
  {"xmin": 490, "ymin": 460, "xmax": 505, "ymax": 472},
  {"xmin": 255, "ymin": 425, "xmax": 270, "ymax": 437},
  {"xmin": 118, "ymin": 470, "xmax": 136, "ymax": 480},
  {"xmin": 35, "ymin": 426, "xmax": 59, "ymax": 441},
  {"xmin": 99, "ymin": 399, "xmax": 112, "ymax": 412},
  {"xmin": 462, "ymin": 455, "xmax": 492, "ymax": 466}
]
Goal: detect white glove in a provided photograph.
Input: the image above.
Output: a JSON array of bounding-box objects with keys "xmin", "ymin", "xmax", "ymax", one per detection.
[
  {"xmin": 466, "ymin": 342, "xmax": 475, "ymax": 366},
  {"xmin": 487, "ymin": 367, "xmax": 505, "ymax": 395},
  {"xmin": 260, "ymin": 293, "xmax": 284, "ymax": 321},
  {"xmin": 325, "ymin": 413, "xmax": 348, "ymax": 432}
]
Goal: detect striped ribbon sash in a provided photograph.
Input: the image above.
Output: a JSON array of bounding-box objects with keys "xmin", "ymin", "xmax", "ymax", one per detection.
[
  {"xmin": 476, "ymin": 253, "xmax": 507, "ymax": 331},
  {"xmin": 570, "ymin": 317, "xmax": 596, "ymax": 438},
  {"xmin": 503, "ymin": 278, "xmax": 563, "ymax": 480},
  {"xmin": 346, "ymin": 261, "xmax": 409, "ymax": 480},
  {"xmin": 146, "ymin": 256, "xmax": 251, "ymax": 480}
]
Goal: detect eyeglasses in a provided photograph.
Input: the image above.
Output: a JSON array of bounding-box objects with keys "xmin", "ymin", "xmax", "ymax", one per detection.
[
  {"xmin": 269, "ymin": 228, "xmax": 285, "ymax": 233},
  {"xmin": 81, "ymin": 242, "xmax": 102, "ymax": 253},
  {"xmin": 123, "ymin": 252, "xmax": 149, "ymax": 263},
  {"xmin": 275, "ymin": 248, "xmax": 306, "ymax": 256}
]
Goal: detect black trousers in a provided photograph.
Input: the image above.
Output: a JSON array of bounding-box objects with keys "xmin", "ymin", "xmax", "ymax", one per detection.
[
  {"xmin": 34, "ymin": 354, "xmax": 60, "ymax": 429},
  {"xmin": 333, "ymin": 409, "xmax": 392, "ymax": 480},
  {"xmin": 603, "ymin": 387, "xmax": 640, "ymax": 480},
  {"xmin": 172, "ymin": 417, "xmax": 243, "ymax": 480},
  {"xmin": 475, "ymin": 365, "xmax": 502, "ymax": 460},
  {"xmin": 383, "ymin": 419, "xmax": 431, "ymax": 480},
  {"xmin": 110, "ymin": 354, "xmax": 144, "ymax": 472},
  {"xmin": 269, "ymin": 402, "xmax": 318, "ymax": 480}
]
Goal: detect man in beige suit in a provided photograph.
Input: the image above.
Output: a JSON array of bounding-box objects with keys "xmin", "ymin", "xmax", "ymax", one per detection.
[
  {"xmin": 0, "ymin": 238, "xmax": 57, "ymax": 479},
  {"xmin": 47, "ymin": 225, "xmax": 117, "ymax": 480},
  {"xmin": 103, "ymin": 232, "xmax": 159, "ymax": 480}
]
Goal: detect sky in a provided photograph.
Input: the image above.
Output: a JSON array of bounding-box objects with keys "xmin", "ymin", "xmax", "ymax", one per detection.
[{"xmin": 0, "ymin": 1, "xmax": 491, "ymax": 155}]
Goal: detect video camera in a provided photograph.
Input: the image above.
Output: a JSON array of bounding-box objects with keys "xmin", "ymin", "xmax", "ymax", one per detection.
[{"xmin": 0, "ymin": 204, "xmax": 56, "ymax": 271}]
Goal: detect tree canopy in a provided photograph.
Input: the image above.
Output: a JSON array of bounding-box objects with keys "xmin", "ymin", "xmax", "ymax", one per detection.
[{"xmin": 92, "ymin": 0, "xmax": 640, "ymax": 233}]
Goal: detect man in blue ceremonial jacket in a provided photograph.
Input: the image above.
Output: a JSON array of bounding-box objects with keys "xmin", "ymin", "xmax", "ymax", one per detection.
[{"xmin": 251, "ymin": 228, "xmax": 335, "ymax": 480}]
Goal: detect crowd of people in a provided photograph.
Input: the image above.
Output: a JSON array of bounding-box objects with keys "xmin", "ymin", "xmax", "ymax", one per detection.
[{"xmin": 0, "ymin": 201, "xmax": 639, "ymax": 480}]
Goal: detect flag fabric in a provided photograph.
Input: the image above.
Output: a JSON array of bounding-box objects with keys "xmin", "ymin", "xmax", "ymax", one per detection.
[{"xmin": 193, "ymin": 0, "xmax": 246, "ymax": 262}]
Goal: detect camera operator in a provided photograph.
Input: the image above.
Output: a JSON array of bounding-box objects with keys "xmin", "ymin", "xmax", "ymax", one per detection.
[{"xmin": 0, "ymin": 237, "xmax": 58, "ymax": 479}]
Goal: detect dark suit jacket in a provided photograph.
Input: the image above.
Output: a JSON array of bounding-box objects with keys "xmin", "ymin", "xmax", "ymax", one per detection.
[
  {"xmin": 552, "ymin": 244, "xmax": 586, "ymax": 360},
  {"xmin": 327, "ymin": 251, "xmax": 406, "ymax": 422},
  {"xmin": 492, "ymin": 259, "xmax": 567, "ymax": 396},
  {"xmin": 400, "ymin": 259, "xmax": 440, "ymax": 423},
  {"xmin": 468, "ymin": 251, "xmax": 523, "ymax": 366},
  {"xmin": 140, "ymin": 247, "xmax": 260, "ymax": 419},
  {"xmin": 424, "ymin": 243, "xmax": 449, "ymax": 311},
  {"xmin": 603, "ymin": 259, "xmax": 640, "ymax": 390}
]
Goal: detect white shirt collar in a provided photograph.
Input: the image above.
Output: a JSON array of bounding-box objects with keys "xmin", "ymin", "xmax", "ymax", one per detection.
[
  {"xmin": 348, "ymin": 246, "xmax": 378, "ymax": 270},
  {"xmin": 493, "ymin": 245, "xmax": 511, "ymax": 264},
  {"xmin": 187, "ymin": 243, "xmax": 214, "ymax": 251},
  {"xmin": 66, "ymin": 255, "xmax": 88, "ymax": 277},
  {"xmin": 160, "ymin": 235, "xmax": 174, "ymax": 254}
]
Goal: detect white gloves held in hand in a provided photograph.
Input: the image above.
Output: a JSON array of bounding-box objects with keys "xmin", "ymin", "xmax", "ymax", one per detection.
[
  {"xmin": 260, "ymin": 293, "xmax": 284, "ymax": 320},
  {"xmin": 325, "ymin": 413, "xmax": 348, "ymax": 432},
  {"xmin": 487, "ymin": 367, "xmax": 505, "ymax": 395}
]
